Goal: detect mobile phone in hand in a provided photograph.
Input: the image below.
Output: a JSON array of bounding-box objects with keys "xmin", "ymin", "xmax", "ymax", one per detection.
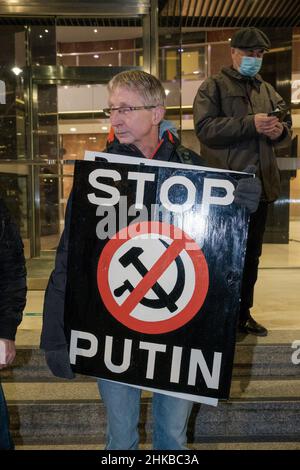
[
  {"xmin": 268, "ymin": 110, "xmax": 281, "ymax": 118},
  {"xmin": 267, "ymin": 108, "xmax": 289, "ymax": 121}
]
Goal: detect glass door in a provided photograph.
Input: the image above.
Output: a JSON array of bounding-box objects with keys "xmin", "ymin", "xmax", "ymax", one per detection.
[{"xmin": 31, "ymin": 66, "xmax": 135, "ymax": 257}]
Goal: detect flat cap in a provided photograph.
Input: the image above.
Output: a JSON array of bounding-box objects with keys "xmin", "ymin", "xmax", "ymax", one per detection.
[{"xmin": 231, "ymin": 27, "xmax": 271, "ymax": 51}]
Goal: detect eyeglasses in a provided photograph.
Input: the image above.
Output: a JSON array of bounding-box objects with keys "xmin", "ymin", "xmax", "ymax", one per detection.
[{"xmin": 102, "ymin": 105, "xmax": 158, "ymax": 117}]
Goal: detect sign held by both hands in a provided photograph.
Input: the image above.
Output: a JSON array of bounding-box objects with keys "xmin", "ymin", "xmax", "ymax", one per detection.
[{"xmin": 64, "ymin": 152, "xmax": 249, "ymax": 406}]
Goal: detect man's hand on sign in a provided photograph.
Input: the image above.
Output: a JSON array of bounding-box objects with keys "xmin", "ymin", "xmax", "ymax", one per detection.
[
  {"xmin": 233, "ymin": 165, "xmax": 261, "ymax": 214},
  {"xmin": 45, "ymin": 348, "xmax": 75, "ymax": 379}
]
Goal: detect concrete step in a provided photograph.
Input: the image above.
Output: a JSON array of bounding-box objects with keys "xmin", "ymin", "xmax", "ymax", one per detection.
[
  {"xmin": 233, "ymin": 343, "xmax": 298, "ymax": 377},
  {"xmin": 8, "ymin": 399, "xmax": 300, "ymax": 445},
  {"xmin": 4, "ymin": 329, "xmax": 299, "ymax": 448},
  {"xmin": 0, "ymin": 348, "xmax": 86, "ymax": 383},
  {"xmin": 1, "ymin": 342, "xmax": 298, "ymax": 382},
  {"xmin": 15, "ymin": 442, "xmax": 300, "ymax": 450},
  {"xmin": 3, "ymin": 379, "xmax": 300, "ymax": 401},
  {"xmin": 26, "ymin": 258, "xmax": 54, "ymax": 291}
]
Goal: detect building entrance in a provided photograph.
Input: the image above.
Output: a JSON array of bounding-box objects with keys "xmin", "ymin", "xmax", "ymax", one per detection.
[{"xmin": 30, "ymin": 66, "xmax": 137, "ymax": 258}]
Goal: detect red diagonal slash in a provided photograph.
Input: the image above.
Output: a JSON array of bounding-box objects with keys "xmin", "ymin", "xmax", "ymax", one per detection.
[
  {"xmin": 118, "ymin": 238, "xmax": 186, "ymax": 317},
  {"xmin": 98, "ymin": 222, "xmax": 209, "ymax": 334}
]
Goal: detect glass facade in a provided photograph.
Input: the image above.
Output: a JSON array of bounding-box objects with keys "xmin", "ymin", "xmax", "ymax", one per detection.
[
  {"xmin": 0, "ymin": 18, "xmax": 299, "ymax": 280},
  {"xmin": 56, "ymin": 26, "xmax": 143, "ymax": 67},
  {"xmin": 0, "ymin": 25, "xmax": 30, "ymax": 257},
  {"xmin": 0, "ymin": 22, "xmax": 145, "ymax": 258}
]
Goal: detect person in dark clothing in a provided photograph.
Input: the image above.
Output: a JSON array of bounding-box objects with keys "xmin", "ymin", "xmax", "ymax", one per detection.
[
  {"xmin": 41, "ymin": 70, "xmax": 261, "ymax": 449},
  {"xmin": 193, "ymin": 28, "xmax": 292, "ymax": 336},
  {"xmin": 0, "ymin": 198, "xmax": 26, "ymax": 450}
]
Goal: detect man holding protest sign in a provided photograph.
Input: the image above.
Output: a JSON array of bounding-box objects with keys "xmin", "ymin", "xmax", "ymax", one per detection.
[{"xmin": 41, "ymin": 70, "xmax": 261, "ymax": 450}]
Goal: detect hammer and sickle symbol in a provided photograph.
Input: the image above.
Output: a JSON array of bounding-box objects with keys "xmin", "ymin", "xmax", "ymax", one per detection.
[{"xmin": 113, "ymin": 239, "xmax": 185, "ymax": 312}]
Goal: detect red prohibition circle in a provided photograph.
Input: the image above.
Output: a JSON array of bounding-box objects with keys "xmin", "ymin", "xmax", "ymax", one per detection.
[{"xmin": 97, "ymin": 221, "xmax": 209, "ymax": 334}]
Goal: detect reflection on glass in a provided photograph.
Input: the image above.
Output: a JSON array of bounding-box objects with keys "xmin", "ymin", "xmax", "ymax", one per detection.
[
  {"xmin": 0, "ymin": 71, "xmax": 26, "ymax": 160},
  {"xmin": 0, "ymin": 170, "xmax": 29, "ymax": 256},
  {"xmin": 159, "ymin": 29, "xmax": 181, "ymax": 141},
  {"xmin": 39, "ymin": 171, "xmax": 59, "ymax": 252},
  {"xmin": 35, "ymin": 84, "xmax": 58, "ymax": 160},
  {"xmin": 40, "ymin": 176, "xmax": 58, "ymax": 233},
  {"xmin": 182, "ymin": 50, "xmax": 205, "ymax": 80},
  {"xmin": 291, "ymin": 36, "xmax": 300, "ymax": 276},
  {"xmin": 56, "ymin": 26, "xmax": 142, "ymax": 67},
  {"xmin": 31, "ymin": 26, "xmax": 56, "ymax": 66}
]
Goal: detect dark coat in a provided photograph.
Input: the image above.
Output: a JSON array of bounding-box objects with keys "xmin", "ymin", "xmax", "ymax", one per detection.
[
  {"xmin": 193, "ymin": 66, "xmax": 292, "ymax": 202},
  {"xmin": 0, "ymin": 199, "xmax": 26, "ymax": 340}
]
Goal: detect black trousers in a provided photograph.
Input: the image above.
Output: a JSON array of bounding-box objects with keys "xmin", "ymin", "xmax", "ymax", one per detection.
[
  {"xmin": 239, "ymin": 201, "xmax": 269, "ymax": 323},
  {"xmin": 0, "ymin": 381, "xmax": 14, "ymax": 450}
]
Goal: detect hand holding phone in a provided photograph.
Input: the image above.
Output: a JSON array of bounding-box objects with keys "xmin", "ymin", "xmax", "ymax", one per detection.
[
  {"xmin": 267, "ymin": 108, "xmax": 289, "ymax": 121},
  {"xmin": 268, "ymin": 110, "xmax": 281, "ymax": 118}
]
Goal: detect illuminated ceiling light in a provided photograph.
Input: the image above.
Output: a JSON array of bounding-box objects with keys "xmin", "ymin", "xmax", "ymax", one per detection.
[
  {"xmin": 165, "ymin": 89, "xmax": 170, "ymax": 96},
  {"xmin": 178, "ymin": 48, "xmax": 184, "ymax": 52},
  {"xmin": 87, "ymin": 84, "xmax": 91, "ymax": 88},
  {"xmin": 108, "ymin": 64, "xmax": 112, "ymax": 67},
  {"xmin": 45, "ymin": 29, "xmax": 49, "ymax": 33},
  {"xmin": 94, "ymin": 29, "xmax": 98, "ymax": 33},
  {"xmin": 101, "ymin": 126, "xmax": 108, "ymax": 131},
  {"xmin": 228, "ymin": 38, "xmax": 231, "ymax": 42},
  {"xmin": 11, "ymin": 67, "xmax": 22, "ymax": 76},
  {"xmin": 57, "ymin": 53, "xmax": 63, "ymax": 57},
  {"xmin": 39, "ymin": 34, "xmax": 43, "ymax": 39},
  {"xmin": 70, "ymin": 127, "xmax": 77, "ymax": 132},
  {"xmin": 64, "ymin": 85, "xmax": 68, "ymax": 89},
  {"xmin": 94, "ymin": 54, "xmax": 99, "ymax": 59},
  {"xmin": 193, "ymin": 70, "xmax": 200, "ymax": 74},
  {"xmin": 110, "ymin": 47, "xmax": 114, "ymax": 50}
]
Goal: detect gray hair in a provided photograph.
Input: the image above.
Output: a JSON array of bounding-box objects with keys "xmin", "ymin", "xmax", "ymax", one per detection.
[{"xmin": 107, "ymin": 70, "xmax": 166, "ymax": 106}]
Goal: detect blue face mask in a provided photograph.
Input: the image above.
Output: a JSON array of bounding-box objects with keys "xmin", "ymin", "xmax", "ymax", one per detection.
[{"xmin": 239, "ymin": 56, "xmax": 262, "ymax": 77}]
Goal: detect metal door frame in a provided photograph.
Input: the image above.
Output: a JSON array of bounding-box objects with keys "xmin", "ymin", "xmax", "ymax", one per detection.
[{"xmin": 28, "ymin": 65, "xmax": 141, "ymax": 257}]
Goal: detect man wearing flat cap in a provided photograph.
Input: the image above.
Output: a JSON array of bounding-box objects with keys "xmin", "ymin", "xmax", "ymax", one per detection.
[{"xmin": 193, "ymin": 27, "xmax": 292, "ymax": 337}]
